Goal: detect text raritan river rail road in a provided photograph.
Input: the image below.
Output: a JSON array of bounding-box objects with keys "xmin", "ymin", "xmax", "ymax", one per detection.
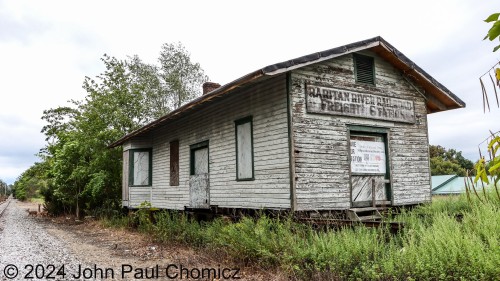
[{"xmin": 306, "ymin": 84, "xmax": 416, "ymax": 123}]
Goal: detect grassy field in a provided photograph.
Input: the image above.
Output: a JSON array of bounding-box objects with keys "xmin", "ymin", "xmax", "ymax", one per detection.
[{"xmin": 104, "ymin": 192, "xmax": 500, "ymax": 280}]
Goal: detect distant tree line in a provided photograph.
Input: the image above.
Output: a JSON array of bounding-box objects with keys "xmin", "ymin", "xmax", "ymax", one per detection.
[
  {"xmin": 429, "ymin": 145, "xmax": 474, "ymax": 176},
  {"xmin": 0, "ymin": 179, "xmax": 10, "ymax": 197},
  {"xmin": 13, "ymin": 42, "xmax": 208, "ymax": 217}
]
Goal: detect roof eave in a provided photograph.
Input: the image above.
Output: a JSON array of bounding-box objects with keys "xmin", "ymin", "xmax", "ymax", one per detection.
[
  {"xmin": 109, "ymin": 36, "xmax": 466, "ymax": 148},
  {"xmin": 108, "ymin": 69, "xmax": 265, "ymax": 148},
  {"xmin": 262, "ymin": 40, "xmax": 381, "ymax": 75},
  {"xmin": 375, "ymin": 39, "xmax": 466, "ymax": 112}
]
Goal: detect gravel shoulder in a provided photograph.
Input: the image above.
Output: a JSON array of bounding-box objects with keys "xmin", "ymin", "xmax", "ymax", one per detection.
[
  {"xmin": 1, "ymin": 200, "xmax": 288, "ymax": 280},
  {"xmin": 0, "ymin": 200, "xmax": 84, "ymax": 280}
]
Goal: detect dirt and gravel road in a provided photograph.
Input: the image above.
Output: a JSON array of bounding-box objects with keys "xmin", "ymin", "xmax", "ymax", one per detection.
[
  {"xmin": 0, "ymin": 199, "xmax": 85, "ymax": 280},
  {"xmin": 0, "ymin": 199, "xmax": 285, "ymax": 280}
]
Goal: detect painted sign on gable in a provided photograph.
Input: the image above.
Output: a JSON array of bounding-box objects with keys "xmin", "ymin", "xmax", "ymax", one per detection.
[
  {"xmin": 306, "ymin": 84, "xmax": 415, "ymax": 123},
  {"xmin": 350, "ymin": 140, "xmax": 386, "ymax": 174}
]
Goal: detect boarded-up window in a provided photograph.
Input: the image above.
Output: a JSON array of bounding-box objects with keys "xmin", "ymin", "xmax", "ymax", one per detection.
[
  {"xmin": 170, "ymin": 140, "xmax": 179, "ymax": 186},
  {"xmin": 190, "ymin": 141, "xmax": 209, "ymax": 175},
  {"xmin": 235, "ymin": 116, "xmax": 254, "ymax": 180},
  {"xmin": 129, "ymin": 149, "xmax": 152, "ymax": 186}
]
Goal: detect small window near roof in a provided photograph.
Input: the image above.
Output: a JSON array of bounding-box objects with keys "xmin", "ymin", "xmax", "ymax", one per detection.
[{"xmin": 354, "ymin": 54, "xmax": 375, "ymax": 85}]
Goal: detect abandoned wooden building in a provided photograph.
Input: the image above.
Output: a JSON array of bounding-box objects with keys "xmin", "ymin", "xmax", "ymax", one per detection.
[{"xmin": 109, "ymin": 36, "xmax": 465, "ymax": 218}]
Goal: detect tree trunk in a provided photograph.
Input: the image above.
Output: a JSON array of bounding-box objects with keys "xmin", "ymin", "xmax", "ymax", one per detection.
[{"xmin": 76, "ymin": 187, "xmax": 80, "ymax": 220}]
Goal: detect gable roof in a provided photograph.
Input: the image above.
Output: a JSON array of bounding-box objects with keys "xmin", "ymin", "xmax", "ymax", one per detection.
[{"xmin": 109, "ymin": 36, "xmax": 465, "ymax": 148}]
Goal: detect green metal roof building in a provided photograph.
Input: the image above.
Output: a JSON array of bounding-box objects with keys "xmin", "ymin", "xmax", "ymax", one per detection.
[{"xmin": 431, "ymin": 175, "xmax": 493, "ymax": 195}]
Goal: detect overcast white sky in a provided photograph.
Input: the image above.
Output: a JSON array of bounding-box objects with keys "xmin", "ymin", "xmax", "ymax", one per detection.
[{"xmin": 1, "ymin": 1, "xmax": 499, "ymax": 184}]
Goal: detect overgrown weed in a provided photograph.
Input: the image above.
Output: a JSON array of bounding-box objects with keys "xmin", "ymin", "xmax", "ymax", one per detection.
[{"xmin": 101, "ymin": 193, "xmax": 500, "ymax": 280}]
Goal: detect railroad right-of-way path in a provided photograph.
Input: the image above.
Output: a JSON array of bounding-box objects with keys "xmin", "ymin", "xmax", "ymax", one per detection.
[
  {"xmin": 0, "ymin": 199, "xmax": 283, "ymax": 280},
  {"xmin": 0, "ymin": 199, "xmax": 85, "ymax": 280}
]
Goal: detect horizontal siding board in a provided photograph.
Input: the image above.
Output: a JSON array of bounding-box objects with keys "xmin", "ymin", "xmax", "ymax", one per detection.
[
  {"xmin": 127, "ymin": 75, "xmax": 291, "ymax": 210},
  {"xmin": 292, "ymin": 50, "xmax": 431, "ymax": 210}
]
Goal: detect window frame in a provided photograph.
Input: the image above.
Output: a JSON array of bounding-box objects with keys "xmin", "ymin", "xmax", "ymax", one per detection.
[
  {"xmin": 353, "ymin": 53, "xmax": 376, "ymax": 85},
  {"xmin": 128, "ymin": 148, "xmax": 153, "ymax": 187},
  {"xmin": 235, "ymin": 116, "xmax": 255, "ymax": 181},
  {"xmin": 190, "ymin": 140, "xmax": 209, "ymax": 176},
  {"xmin": 348, "ymin": 125, "xmax": 392, "ymax": 203}
]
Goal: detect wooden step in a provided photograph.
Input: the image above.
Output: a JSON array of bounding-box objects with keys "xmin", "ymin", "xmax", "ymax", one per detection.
[
  {"xmin": 358, "ymin": 215, "xmax": 382, "ymax": 221},
  {"xmin": 349, "ymin": 207, "xmax": 379, "ymax": 212},
  {"xmin": 347, "ymin": 207, "xmax": 383, "ymax": 222}
]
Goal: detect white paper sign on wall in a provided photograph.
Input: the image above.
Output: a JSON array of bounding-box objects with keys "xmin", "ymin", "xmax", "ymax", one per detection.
[{"xmin": 350, "ymin": 140, "xmax": 386, "ymax": 174}]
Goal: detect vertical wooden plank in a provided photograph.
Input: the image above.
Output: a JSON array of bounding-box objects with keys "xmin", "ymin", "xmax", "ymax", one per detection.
[
  {"xmin": 170, "ymin": 140, "xmax": 179, "ymax": 186},
  {"xmin": 287, "ymin": 72, "xmax": 297, "ymax": 211}
]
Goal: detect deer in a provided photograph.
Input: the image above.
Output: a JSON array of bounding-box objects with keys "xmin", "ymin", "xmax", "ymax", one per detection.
[
  {"xmin": 26, "ymin": 209, "xmax": 38, "ymax": 216},
  {"xmin": 39, "ymin": 210, "xmax": 49, "ymax": 217}
]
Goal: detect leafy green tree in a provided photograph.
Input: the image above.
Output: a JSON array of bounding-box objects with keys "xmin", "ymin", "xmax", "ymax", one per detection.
[
  {"xmin": 0, "ymin": 179, "xmax": 8, "ymax": 197},
  {"xmin": 12, "ymin": 162, "xmax": 49, "ymax": 201},
  {"xmin": 430, "ymin": 158, "xmax": 466, "ymax": 176},
  {"xmin": 429, "ymin": 145, "xmax": 474, "ymax": 176},
  {"xmin": 159, "ymin": 42, "xmax": 208, "ymax": 108},
  {"xmin": 127, "ymin": 55, "xmax": 169, "ymax": 118},
  {"xmin": 37, "ymin": 42, "xmax": 208, "ymax": 217}
]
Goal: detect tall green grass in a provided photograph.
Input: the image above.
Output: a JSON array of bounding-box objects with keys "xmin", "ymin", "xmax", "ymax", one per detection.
[{"xmin": 104, "ymin": 193, "xmax": 500, "ymax": 280}]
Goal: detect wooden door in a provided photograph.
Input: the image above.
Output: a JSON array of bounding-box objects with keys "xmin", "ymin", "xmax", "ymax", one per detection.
[
  {"xmin": 350, "ymin": 134, "xmax": 389, "ymax": 207},
  {"xmin": 189, "ymin": 142, "xmax": 210, "ymax": 208}
]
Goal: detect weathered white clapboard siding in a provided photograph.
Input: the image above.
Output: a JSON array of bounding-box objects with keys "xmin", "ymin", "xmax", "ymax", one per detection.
[
  {"xmin": 291, "ymin": 51, "xmax": 431, "ymax": 210},
  {"xmin": 127, "ymin": 75, "xmax": 290, "ymax": 209}
]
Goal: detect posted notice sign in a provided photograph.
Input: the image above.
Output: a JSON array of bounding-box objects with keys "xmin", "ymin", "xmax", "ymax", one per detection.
[{"xmin": 350, "ymin": 140, "xmax": 386, "ymax": 174}]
